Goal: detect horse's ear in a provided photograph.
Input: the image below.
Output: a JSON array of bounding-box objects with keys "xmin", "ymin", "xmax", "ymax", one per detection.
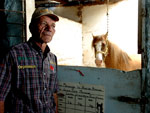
[
  {"xmin": 104, "ymin": 32, "xmax": 108, "ymax": 40},
  {"xmin": 91, "ymin": 33, "xmax": 95, "ymax": 48},
  {"xmin": 105, "ymin": 32, "xmax": 108, "ymax": 37}
]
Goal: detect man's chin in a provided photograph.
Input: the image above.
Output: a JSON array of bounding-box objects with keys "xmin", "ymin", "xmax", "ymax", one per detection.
[{"xmin": 44, "ymin": 38, "xmax": 52, "ymax": 43}]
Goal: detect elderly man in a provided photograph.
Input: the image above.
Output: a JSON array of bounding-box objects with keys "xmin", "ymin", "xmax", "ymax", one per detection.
[{"xmin": 0, "ymin": 7, "xmax": 59, "ymax": 113}]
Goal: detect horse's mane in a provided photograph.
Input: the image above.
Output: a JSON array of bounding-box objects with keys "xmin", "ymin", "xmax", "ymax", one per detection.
[{"xmin": 106, "ymin": 40, "xmax": 132, "ymax": 69}]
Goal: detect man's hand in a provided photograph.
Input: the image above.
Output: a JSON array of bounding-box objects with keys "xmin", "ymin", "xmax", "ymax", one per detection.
[
  {"xmin": 53, "ymin": 93, "xmax": 58, "ymax": 113},
  {"xmin": 0, "ymin": 101, "xmax": 4, "ymax": 113}
]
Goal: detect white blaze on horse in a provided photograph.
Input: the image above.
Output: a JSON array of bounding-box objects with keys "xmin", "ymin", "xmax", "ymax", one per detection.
[{"xmin": 92, "ymin": 32, "xmax": 141, "ymax": 71}]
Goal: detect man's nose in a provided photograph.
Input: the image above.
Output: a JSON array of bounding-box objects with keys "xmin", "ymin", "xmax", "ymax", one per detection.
[{"xmin": 45, "ymin": 25, "xmax": 52, "ymax": 31}]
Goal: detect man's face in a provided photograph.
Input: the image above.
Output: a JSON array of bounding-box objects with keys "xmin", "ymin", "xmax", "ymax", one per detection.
[{"xmin": 35, "ymin": 15, "xmax": 56, "ymax": 43}]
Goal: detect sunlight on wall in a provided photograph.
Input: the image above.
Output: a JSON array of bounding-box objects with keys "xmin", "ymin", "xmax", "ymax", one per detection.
[
  {"xmin": 26, "ymin": 0, "xmax": 35, "ymax": 40},
  {"xmin": 48, "ymin": 17, "xmax": 83, "ymax": 66},
  {"xmin": 108, "ymin": 0, "xmax": 138, "ymax": 54},
  {"xmin": 82, "ymin": 0, "xmax": 139, "ymax": 66}
]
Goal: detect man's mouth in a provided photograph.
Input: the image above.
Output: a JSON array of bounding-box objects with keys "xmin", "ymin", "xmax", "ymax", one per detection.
[{"xmin": 43, "ymin": 31, "xmax": 51, "ymax": 36}]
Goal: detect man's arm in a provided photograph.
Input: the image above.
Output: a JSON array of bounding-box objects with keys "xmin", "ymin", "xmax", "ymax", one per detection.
[
  {"xmin": 53, "ymin": 93, "xmax": 58, "ymax": 113},
  {"xmin": 0, "ymin": 101, "xmax": 4, "ymax": 113}
]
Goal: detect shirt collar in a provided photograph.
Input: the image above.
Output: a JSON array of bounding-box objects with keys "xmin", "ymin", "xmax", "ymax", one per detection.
[{"xmin": 27, "ymin": 37, "xmax": 50, "ymax": 55}]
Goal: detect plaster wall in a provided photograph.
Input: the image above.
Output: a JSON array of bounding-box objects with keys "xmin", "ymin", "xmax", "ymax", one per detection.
[{"xmin": 48, "ymin": 16, "xmax": 83, "ymax": 66}]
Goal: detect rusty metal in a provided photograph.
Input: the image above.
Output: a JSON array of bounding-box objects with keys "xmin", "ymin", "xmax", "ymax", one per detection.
[
  {"xmin": 77, "ymin": 5, "xmax": 83, "ymax": 23},
  {"xmin": 117, "ymin": 96, "xmax": 148, "ymax": 104},
  {"xmin": 52, "ymin": 0, "xmax": 125, "ymax": 6},
  {"xmin": 141, "ymin": 0, "xmax": 150, "ymax": 111},
  {"xmin": 138, "ymin": 0, "xmax": 144, "ymax": 54}
]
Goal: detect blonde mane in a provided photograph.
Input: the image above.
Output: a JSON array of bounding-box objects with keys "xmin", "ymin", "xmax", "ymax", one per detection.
[{"xmin": 106, "ymin": 41, "xmax": 132, "ymax": 70}]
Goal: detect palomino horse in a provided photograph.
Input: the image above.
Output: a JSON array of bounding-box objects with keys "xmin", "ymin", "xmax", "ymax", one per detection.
[{"xmin": 92, "ymin": 33, "xmax": 141, "ymax": 71}]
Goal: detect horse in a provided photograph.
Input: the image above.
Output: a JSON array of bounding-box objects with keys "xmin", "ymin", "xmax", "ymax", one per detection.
[{"xmin": 92, "ymin": 32, "xmax": 141, "ymax": 71}]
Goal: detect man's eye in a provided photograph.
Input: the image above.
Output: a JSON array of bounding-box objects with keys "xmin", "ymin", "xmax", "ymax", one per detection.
[
  {"xmin": 39, "ymin": 22, "xmax": 47, "ymax": 27},
  {"xmin": 40, "ymin": 22, "xmax": 56, "ymax": 29},
  {"xmin": 51, "ymin": 24, "xmax": 55, "ymax": 28},
  {"xmin": 41, "ymin": 22, "xmax": 47, "ymax": 26}
]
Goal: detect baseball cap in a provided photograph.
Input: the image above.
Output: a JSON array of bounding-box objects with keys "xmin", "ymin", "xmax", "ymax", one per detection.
[{"xmin": 31, "ymin": 7, "xmax": 59, "ymax": 21}]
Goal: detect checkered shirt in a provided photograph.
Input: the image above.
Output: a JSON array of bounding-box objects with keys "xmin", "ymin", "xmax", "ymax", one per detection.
[{"xmin": 0, "ymin": 37, "xmax": 58, "ymax": 113}]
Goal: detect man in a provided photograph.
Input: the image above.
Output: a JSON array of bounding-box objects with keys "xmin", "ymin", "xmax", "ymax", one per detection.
[{"xmin": 0, "ymin": 7, "xmax": 59, "ymax": 113}]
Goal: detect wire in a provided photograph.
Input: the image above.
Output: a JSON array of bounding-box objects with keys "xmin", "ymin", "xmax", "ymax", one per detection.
[{"xmin": 106, "ymin": 0, "xmax": 109, "ymax": 39}]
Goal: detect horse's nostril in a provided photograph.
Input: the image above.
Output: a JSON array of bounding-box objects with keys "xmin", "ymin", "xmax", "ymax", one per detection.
[{"xmin": 95, "ymin": 59, "xmax": 102, "ymax": 66}]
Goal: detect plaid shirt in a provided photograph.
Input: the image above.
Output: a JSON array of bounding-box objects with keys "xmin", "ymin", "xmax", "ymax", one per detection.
[{"xmin": 0, "ymin": 37, "xmax": 58, "ymax": 113}]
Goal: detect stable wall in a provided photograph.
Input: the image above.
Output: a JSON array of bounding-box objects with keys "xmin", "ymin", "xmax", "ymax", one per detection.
[{"xmin": 48, "ymin": 16, "xmax": 83, "ymax": 66}]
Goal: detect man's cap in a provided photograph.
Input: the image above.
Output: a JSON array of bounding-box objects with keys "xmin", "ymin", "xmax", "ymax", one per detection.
[{"xmin": 32, "ymin": 7, "xmax": 59, "ymax": 21}]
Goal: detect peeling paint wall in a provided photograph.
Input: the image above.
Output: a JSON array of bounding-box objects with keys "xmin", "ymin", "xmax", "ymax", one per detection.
[{"xmin": 142, "ymin": 0, "xmax": 150, "ymax": 111}]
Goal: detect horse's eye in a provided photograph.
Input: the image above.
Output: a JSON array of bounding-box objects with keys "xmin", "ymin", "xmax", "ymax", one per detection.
[
  {"xmin": 102, "ymin": 43, "xmax": 105, "ymax": 50},
  {"xmin": 102, "ymin": 43, "xmax": 105, "ymax": 47}
]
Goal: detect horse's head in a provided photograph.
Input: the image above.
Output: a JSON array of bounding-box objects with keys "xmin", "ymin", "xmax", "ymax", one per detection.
[{"xmin": 92, "ymin": 32, "xmax": 108, "ymax": 67}]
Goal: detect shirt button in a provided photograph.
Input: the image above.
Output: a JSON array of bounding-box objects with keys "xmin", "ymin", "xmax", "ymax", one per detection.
[
  {"xmin": 45, "ymin": 88, "xmax": 47, "ymax": 91},
  {"xmin": 43, "ymin": 72, "xmax": 46, "ymax": 75}
]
